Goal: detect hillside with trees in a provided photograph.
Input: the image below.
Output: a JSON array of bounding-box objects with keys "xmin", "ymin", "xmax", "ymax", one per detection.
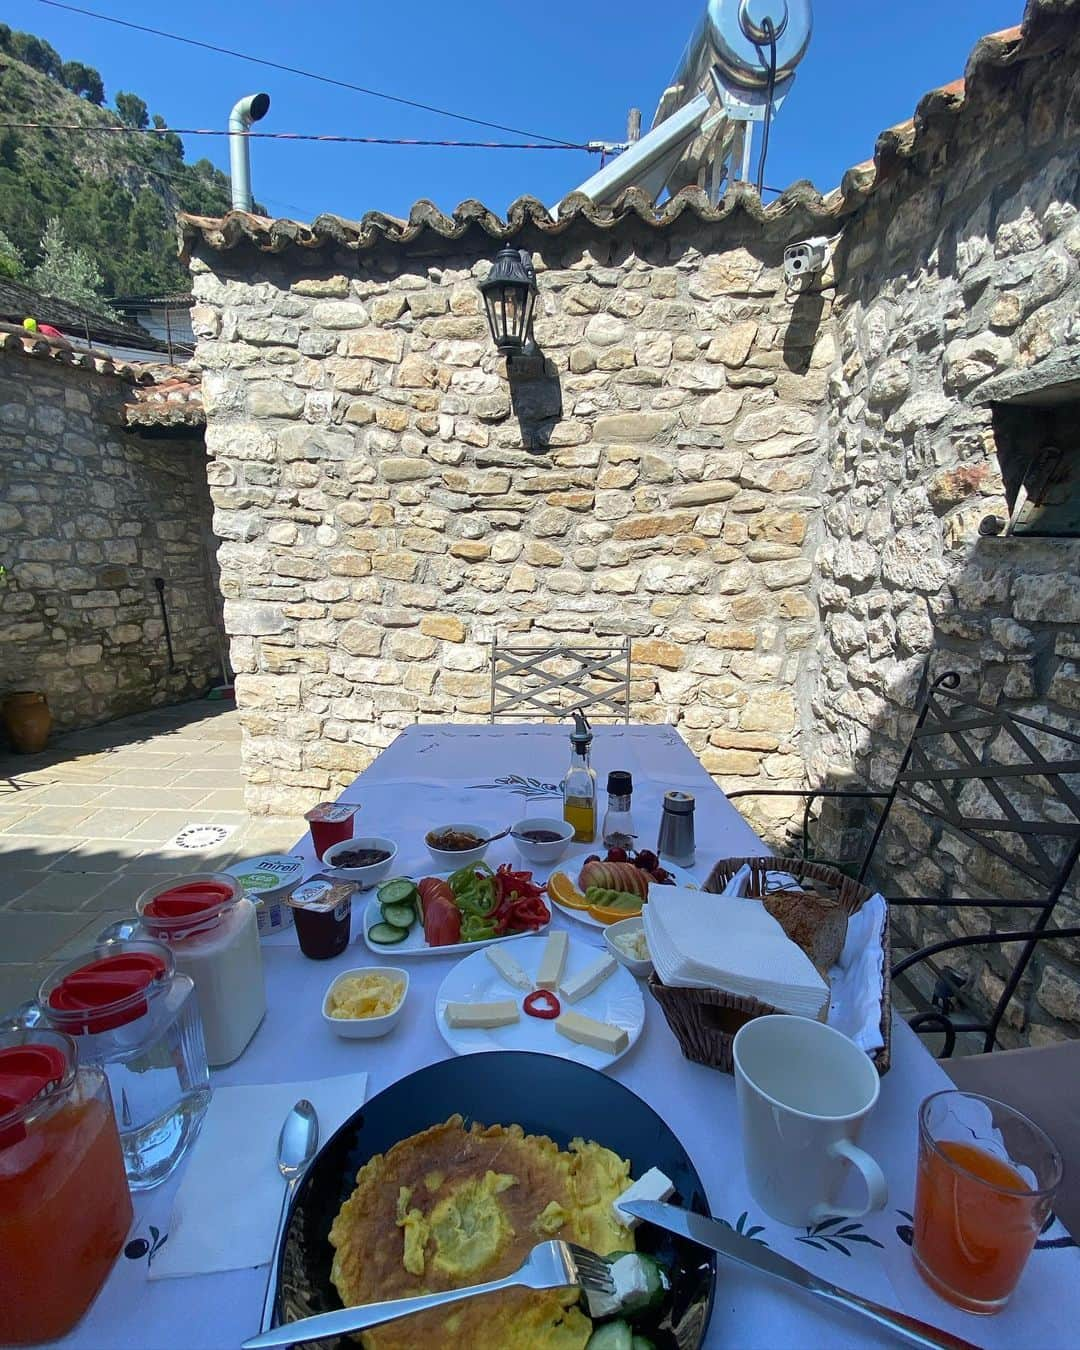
[{"xmin": 0, "ymin": 23, "xmax": 236, "ymax": 307}]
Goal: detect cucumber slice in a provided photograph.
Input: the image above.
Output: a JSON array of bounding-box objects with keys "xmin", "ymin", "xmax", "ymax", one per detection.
[
  {"xmin": 378, "ymin": 878, "xmax": 418, "ymax": 907},
  {"xmin": 586, "ymin": 1323, "xmax": 631, "ymax": 1350},
  {"xmin": 367, "ymin": 921, "xmax": 409, "ymax": 945},
  {"xmin": 632, "ymin": 1253, "xmax": 669, "ymax": 1311},
  {"xmin": 380, "ymin": 900, "xmax": 416, "ymax": 930},
  {"xmin": 631, "ymin": 1338, "xmax": 656, "ymax": 1350}
]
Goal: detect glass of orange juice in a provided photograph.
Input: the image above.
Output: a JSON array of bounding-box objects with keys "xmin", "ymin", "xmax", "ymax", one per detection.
[{"xmin": 913, "ymin": 1089, "xmax": 1062, "ymax": 1314}]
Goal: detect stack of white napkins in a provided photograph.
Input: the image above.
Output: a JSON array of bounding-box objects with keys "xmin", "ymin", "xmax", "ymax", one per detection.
[{"xmin": 643, "ymin": 885, "xmax": 830, "ymax": 1019}]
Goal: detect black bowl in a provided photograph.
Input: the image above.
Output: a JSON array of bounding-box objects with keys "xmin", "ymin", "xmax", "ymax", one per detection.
[{"xmin": 277, "ymin": 1051, "xmax": 716, "ymax": 1348}]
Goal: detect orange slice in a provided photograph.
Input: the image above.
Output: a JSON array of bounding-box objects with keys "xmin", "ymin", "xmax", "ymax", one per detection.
[
  {"xmin": 547, "ymin": 871, "xmax": 589, "ymax": 910},
  {"xmin": 587, "ymin": 897, "xmax": 644, "ymax": 925}
]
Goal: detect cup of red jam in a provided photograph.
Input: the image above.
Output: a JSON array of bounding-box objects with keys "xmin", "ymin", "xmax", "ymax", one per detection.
[
  {"xmin": 288, "ymin": 876, "xmax": 353, "ymax": 960},
  {"xmin": 305, "ymin": 803, "xmax": 356, "ymax": 860}
]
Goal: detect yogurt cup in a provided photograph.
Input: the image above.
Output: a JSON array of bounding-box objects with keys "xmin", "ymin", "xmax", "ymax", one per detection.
[
  {"xmin": 305, "ymin": 802, "xmax": 357, "ymax": 861},
  {"xmin": 224, "ymin": 854, "xmax": 304, "ymax": 937},
  {"xmin": 289, "ymin": 874, "xmax": 353, "ymax": 960}
]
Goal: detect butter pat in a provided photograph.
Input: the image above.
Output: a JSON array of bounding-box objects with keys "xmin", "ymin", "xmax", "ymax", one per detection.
[
  {"xmin": 555, "ymin": 1009, "xmax": 628, "ymax": 1055},
  {"xmin": 613, "ymin": 1166, "xmax": 676, "ymax": 1229},
  {"xmin": 445, "ymin": 1000, "xmax": 519, "ymax": 1029},
  {"xmin": 485, "ymin": 945, "xmax": 532, "ymax": 991},
  {"xmin": 559, "ymin": 953, "xmax": 617, "ymax": 1003},
  {"xmin": 536, "ymin": 931, "xmax": 569, "ymax": 990}
]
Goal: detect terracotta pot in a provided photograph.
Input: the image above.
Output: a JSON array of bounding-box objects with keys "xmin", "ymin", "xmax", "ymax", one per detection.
[{"xmin": 2, "ymin": 691, "xmax": 53, "ymax": 754}]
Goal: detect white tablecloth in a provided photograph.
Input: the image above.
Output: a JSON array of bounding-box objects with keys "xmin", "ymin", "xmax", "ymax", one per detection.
[{"xmin": 48, "ymin": 724, "xmax": 1079, "ymax": 1350}]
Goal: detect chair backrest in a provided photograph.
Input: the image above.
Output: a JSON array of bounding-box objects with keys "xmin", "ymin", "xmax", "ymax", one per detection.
[
  {"xmin": 488, "ymin": 638, "xmax": 631, "ymax": 722},
  {"xmin": 865, "ymin": 671, "xmax": 1080, "ymax": 1053}
]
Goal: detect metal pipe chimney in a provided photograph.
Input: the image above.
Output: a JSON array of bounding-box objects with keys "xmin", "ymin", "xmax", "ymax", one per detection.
[{"xmin": 228, "ymin": 92, "xmax": 270, "ymax": 212}]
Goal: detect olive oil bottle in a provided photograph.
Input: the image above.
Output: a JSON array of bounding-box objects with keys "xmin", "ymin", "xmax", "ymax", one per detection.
[{"xmin": 562, "ymin": 710, "xmax": 597, "ymax": 843}]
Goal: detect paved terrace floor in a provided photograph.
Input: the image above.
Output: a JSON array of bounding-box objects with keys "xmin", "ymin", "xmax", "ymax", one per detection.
[{"xmin": 0, "ymin": 700, "xmax": 297, "ymax": 1014}]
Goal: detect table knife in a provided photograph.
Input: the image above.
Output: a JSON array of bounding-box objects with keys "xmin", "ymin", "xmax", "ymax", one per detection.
[{"xmin": 621, "ymin": 1200, "xmax": 980, "ymax": 1350}]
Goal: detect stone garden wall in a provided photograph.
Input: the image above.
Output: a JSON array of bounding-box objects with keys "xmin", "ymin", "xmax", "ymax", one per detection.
[
  {"xmin": 0, "ymin": 353, "xmax": 223, "ymax": 735},
  {"xmin": 808, "ymin": 28, "xmax": 1080, "ymax": 1045},
  {"xmin": 190, "ymin": 220, "xmax": 833, "ymax": 818}
]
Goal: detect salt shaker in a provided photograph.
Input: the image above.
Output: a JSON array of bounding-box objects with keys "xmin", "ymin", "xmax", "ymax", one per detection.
[{"xmin": 657, "ymin": 790, "xmax": 695, "ymax": 867}]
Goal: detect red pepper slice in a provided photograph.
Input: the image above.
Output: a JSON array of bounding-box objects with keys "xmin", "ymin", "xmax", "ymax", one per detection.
[{"xmin": 523, "ymin": 989, "xmax": 561, "ymax": 1020}]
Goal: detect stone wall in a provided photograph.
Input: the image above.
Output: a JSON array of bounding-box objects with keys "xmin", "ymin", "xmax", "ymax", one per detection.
[
  {"xmin": 189, "ymin": 222, "xmax": 833, "ymax": 817},
  {"xmin": 0, "ymin": 353, "xmax": 223, "ymax": 735},
  {"xmin": 809, "ymin": 32, "xmax": 1080, "ymax": 1045}
]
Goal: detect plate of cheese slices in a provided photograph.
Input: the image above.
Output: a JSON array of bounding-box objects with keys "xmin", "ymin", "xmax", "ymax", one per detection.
[{"xmin": 435, "ymin": 931, "xmax": 645, "ymax": 1070}]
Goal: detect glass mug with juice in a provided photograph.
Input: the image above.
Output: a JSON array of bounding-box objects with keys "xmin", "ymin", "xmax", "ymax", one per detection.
[{"xmin": 913, "ymin": 1089, "xmax": 1062, "ymax": 1314}]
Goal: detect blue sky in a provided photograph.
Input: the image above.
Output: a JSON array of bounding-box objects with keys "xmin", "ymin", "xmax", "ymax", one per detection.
[{"xmin": 16, "ymin": 0, "xmax": 1023, "ymax": 221}]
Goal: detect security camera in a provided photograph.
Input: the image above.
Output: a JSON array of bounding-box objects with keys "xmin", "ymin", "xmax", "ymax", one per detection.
[{"xmin": 784, "ymin": 237, "xmax": 830, "ymax": 284}]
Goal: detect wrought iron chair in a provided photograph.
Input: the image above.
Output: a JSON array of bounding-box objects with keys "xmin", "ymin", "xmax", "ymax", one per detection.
[
  {"xmin": 728, "ymin": 672, "xmax": 1080, "ymax": 1056},
  {"xmin": 488, "ymin": 637, "xmax": 631, "ymax": 722}
]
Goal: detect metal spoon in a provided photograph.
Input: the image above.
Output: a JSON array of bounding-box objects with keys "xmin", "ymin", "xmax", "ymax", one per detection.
[
  {"xmin": 481, "ymin": 826, "xmax": 512, "ymax": 844},
  {"xmin": 259, "ymin": 1099, "xmax": 319, "ymax": 1333}
]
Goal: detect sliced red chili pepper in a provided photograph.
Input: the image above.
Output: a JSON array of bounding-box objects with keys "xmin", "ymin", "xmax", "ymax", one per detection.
[{"xmin": 523, "ymin": 989, "xmax": 561, "ymax": 1020}]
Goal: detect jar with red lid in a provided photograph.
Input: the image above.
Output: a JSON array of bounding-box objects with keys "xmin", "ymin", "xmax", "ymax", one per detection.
[
  {"xmin": 0, "ymin": 1027, "xmax": 133, "ymax": 1344},
  {"xmin": 135, "ymin": 874, "xmax": 266, "ymax": 1067},
  {"xmin": 37, "ymin": 937, "xmax": 210, "ymax": 1190}
]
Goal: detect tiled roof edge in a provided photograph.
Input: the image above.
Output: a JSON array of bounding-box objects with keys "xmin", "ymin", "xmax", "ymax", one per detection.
[{"xmin": 179, "ymin": 0, "xmax": 1077, "ymax": 262}]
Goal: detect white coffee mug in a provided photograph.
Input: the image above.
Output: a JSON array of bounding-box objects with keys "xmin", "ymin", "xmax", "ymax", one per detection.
[{"xmin": 733, "ymin": 1015, "xmax": 888, "ymax": 1227}]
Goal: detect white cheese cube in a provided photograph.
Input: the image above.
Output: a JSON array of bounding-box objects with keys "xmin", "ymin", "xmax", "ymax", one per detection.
[
  {"xmin": 554, "ymin": 1008, "xmax": 628, "ymax": 1055},
  {"xmin": 585, "ymin": 1253, "xmax": 652, "ymax": 1319},
  {"xmin": 444, "ymin": 1000, "xmax": 519, "ymax": 1029},
  {"xmin": 558, "ymin": 953, "xmax": 617, "ymax": 1003},
  {"xmin": 535, "ymin": 931, "xmax": 569, "ymax": 990},
  {"xmin": 485, "ymin": 945, "xmax": 532, "ymax": 991},
  {"xmin": 612, "ymin": 1166, "xmax": 676, "ymax": 1229}
]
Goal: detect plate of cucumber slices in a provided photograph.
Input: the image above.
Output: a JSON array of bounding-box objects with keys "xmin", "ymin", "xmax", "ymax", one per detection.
[{"xmin": 360, "ymin": 869, "xmax": 552, "ymax": 958}]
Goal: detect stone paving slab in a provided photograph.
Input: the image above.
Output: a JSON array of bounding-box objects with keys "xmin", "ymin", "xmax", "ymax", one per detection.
[{"xmin": 0, "ymin": 699, "xmax": 299, "ymax": 1013}]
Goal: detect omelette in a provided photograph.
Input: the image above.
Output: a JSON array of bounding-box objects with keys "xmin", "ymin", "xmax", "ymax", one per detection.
[{"xmin": 329, "ymin": 1115, "xmax": 636, "ymax": 1350}]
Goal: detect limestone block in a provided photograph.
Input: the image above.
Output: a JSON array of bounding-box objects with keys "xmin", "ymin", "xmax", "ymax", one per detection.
[
  {"xmin": 341, "ymin": 330, "xmax": 405, "ymax": 363},
  {"xmin": 375, "ymin": 405, "xmax": 410, "ymax": 432},
  {"xmin": 420, "ymin": 614, "xmax": 466, "ymax": 641},
  {"xmin": 669, "ymin": 481, "xmax": 739, "ymax": 508},
  {"xmin": 312, "ymin": 300, "xmax": 369, "ymax": 328},
  {"xmin": 699, "ymin": 390, "xmax": 745, "ymax": 425},
  {"xmin": 524, "ymin": 540, "xmax": 564, "ymax": 566},
  {"xmin": 633, "ymin": 639, "xmax": 683, "ymax": 669},
  {"xmin": 223, "ymin": 601, "xmax": 287, "ymax": 636},
  {"xmin": 592, "ymin": 411, "xmax": 674, "ymax": 442},
  {"xmin": 943, "ymin": 334, "xmax": 1012, "ymax": 391},
  {"xmin": 1035, "ymin": 965, "xmax": 1080, "ymax": 1024},
  {"xmin": 584, "ymin": 313, "xmax": 627, "ymax": 346},
  {"xmin": 867, "ymin": 357, "xmax": 911, "ymax": 407},
  {"xmin": 371, "ymin": 294, "xmax": 408, "ymax": 323},
  {"xmin": 634, "ymin": 331, "xmax": 673, "ymax": 367},
  {"xmin": 740, "ymin": 689, "xmax": 796, "ymax": 733},
  {"xmin": 381, "ymin": 458, "xmax": 433, "ymax": 482},
  {"xmin": 506, "ymin": 565, "xmax": 536, "ymax": 593},
  {"xmin": 408, "ymin": 291, "xmax": 449, "ymax": 318},
  {"xmin": 292, "ymin": 275, "xmax": 349, "ymax": 298},
  {"xmin": 706, "ymin": 321, "xmax": 757, "ymax": 368},
  {"xmin": 689, "ymin": 249, "xmax": 768, "ymax": 299},
  {"xmin": 1013, "ymin": 573, "xmax": 1080, "ymax": 624}
]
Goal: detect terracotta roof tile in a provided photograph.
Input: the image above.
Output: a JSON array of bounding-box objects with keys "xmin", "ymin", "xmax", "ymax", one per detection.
[{"xmin": 179, "ymin": 0, "xmax": 1077, "ymax": 263}]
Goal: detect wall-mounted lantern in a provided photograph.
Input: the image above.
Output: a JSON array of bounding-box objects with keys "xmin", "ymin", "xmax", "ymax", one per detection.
[{"xmin": 478, "ymin": 246, "xmax": 537, "ymax": 359}]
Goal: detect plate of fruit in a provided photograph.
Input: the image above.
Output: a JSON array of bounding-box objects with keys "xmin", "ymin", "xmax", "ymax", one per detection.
[{"xmin": 546, "ymin": 847, "xmax": 697, "ymax": 928}]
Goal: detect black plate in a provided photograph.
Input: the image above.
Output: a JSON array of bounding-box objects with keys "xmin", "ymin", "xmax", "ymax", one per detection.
[{"xmin": 278, "ymin": 1051, "xmax": 716, "ymax": 1349}]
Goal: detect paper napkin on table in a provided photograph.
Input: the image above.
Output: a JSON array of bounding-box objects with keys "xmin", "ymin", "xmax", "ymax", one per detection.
[
  {"xmin": 643, "ymin": 885, "xmax": 830, "ymax": 1019},
  {"xmin": 150, "ymin": 1072, "xmax": 368, "ymax": 1280}
]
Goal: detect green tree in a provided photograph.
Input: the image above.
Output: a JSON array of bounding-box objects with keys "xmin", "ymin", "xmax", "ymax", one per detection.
[
  {"xmin": 0, "ymin": 226, "xmax": 24, "ymax": 279},
  {"xmin": 61, "ymin": 61, "xmax": 104, "ymax": 105},
  {"xmin": 10, "ymin": 32, "xmax": 61, "ymax": 80},
  {"xmin": 30, "ymin": 217, "xmax": 118, "ymax": 317},
  {"xmin": 115, "ymin": 91, "xmax": 149, "ymax": 130}
]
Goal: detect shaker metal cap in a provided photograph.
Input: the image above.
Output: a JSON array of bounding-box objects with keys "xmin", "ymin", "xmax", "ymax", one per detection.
[{"xmin": 663, "ymin": 790, "xmax": 695, "ymax": 814}]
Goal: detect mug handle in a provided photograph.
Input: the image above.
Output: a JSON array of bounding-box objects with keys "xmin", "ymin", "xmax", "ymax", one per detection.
[{"xmin": 809, "ymin": 1139, "xmax": 888, "ymax": 1222}]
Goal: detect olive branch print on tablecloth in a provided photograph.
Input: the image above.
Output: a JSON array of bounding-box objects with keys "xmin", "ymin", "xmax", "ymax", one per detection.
[
  {"xmin": 124, "ymin": 1224, "xmax": 168, "ymax": 1267},
  {"xmin": 797, "ymin": 1215, "xmax": 884, "ymax": 1255},
  {"xmin": 719, "ymin": 1211, "xmax": 769, "ymax": 1245},
  {"xmin": 467, "ymin": 775, "xmax": 561, "ymax": 799}
]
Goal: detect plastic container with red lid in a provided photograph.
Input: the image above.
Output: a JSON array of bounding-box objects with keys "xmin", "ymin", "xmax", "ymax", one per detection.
[
  {"xmin": 136, "ymin": 873, "xmax": 266, "ymax": 1067},
  {"xmin": 306, "ymin": 801, "xmax": 357, "ymax": 859},
  {"xmin": 37, "ymin": 938, "xmax": 210, "ymax": 1190},
  {"xmin": 0, "ymin": 1028, "xmax": 132, "ymax": 1344}
]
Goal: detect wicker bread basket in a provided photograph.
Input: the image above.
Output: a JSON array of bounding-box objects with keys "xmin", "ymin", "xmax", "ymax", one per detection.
[{"xmin": 647, "ymin": 856, "xmax": 891, "ymax": 1075}]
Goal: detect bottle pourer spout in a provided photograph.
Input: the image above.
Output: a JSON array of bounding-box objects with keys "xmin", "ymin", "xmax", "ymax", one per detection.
[{"xmin": 570, "ymin": 708, "xmax": 592, "ymax": 746}]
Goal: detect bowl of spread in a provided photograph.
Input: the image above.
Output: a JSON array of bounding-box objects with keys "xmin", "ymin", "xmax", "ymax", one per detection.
[
  {"xmin": 510, "ymin": 816, "xmax": 574, "ymax": 865},
  {"xmin": 289, "ymin": 874, "xmax": 354, "ymax": 960},
  {"xmin": 224, "ymin": 854, "xmax": 305, "ymax": 937},
  {"xmin": 424, "ymin": 823, "xmax": 490, "ymax": 869},
  {"xmin": 321, "ymin": 837, "xmax": 397, "ymax": 891},
  {"xmin": 322, "ymin": 967, "xmax": 408, "ymax": 1039}
]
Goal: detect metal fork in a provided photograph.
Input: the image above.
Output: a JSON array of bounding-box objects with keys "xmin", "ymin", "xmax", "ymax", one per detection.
[{"xmin": 240, "ymin": 1239, "xmax": 614, "ymax": 1349}]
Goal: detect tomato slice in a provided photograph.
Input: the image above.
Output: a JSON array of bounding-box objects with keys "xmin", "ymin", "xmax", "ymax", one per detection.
[{"xmin": 423, "ymin": 897, "xmax": 461, "ymax": 947}]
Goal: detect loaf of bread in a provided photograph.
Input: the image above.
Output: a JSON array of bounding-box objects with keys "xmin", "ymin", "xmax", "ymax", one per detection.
[{"xmin": 761, "ymin": 888, "xmax": 849, "ymax": 974}]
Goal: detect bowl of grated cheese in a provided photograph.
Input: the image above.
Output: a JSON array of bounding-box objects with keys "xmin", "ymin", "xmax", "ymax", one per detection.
[
  {"xmin": 323, "ymin": 966, "xmax": 408, "ymax": 1038},
  {"xmin": 603, "ymin": 917, "xmax": 653, "ymax": 979}
]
